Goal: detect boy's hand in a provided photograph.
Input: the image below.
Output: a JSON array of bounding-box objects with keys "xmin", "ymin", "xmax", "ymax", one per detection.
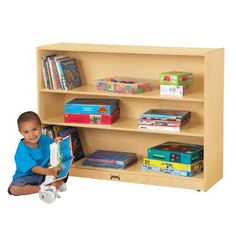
[
  {"xmin": 48, "ymin": 166, "xmax": 62, "ymax": 176},
  {"xmin": 54, "ymin": 136, "xmax": 63, "ymax": 143}
]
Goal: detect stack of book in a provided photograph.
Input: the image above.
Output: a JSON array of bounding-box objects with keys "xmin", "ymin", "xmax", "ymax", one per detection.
[
  {"xmin": 82, "ymin": 150, "xmax": 137, "ymax": 169},
  {"xmin": 42, "ymin": 54, "xmax": 82, "ymax": 90},
  {"xmin": 138, "ymin": 109, "xmax": 191, "ymax": 132},
  {"xmin": 141, "ymin": 141, "xmax": 204, "ymax": 177},
  {"xmin": 42, "ymin": 125, "xmax": 84, "ymax": 162},
  {"xmin": 64, "ymin": 98, "xmax": 120, "ymax": 124},
  {"xmin": 159, "ymin": 71, "xmax": 193, "ymax": 97}
]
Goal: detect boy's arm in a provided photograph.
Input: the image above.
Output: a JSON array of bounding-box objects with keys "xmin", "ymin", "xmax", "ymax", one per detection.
[{"xmin": 31, "ymin": 166, "xmax": 61, "ymax": 176}]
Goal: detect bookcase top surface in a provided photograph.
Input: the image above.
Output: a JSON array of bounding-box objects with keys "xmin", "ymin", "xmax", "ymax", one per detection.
[{"xmin": 37, "ymin": 43, "xmax": 222, "ymax": 56}]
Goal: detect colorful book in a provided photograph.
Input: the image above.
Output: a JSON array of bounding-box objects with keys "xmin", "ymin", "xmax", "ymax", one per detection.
[
  {"xmin": 138, "ymin": 117, "xmax": 190, "ymax": 127},
  {"xmin": 64, "ymin": 98, "xmax": 119, "ymax": 115},
  {"xmin": 41, "ymin": 54, "xmax": 56, "ymax": 89},
  {"xmin": 47, "ymin": 56, "xmax": 62, "ymax": 89},
  {"xmin": 44, "ymin": 136, "xmax": 74, "ymax": 185},
  {"xmin": 83, "ymin": 150, "xmax": 137, "ymax": 169},
  {"xmin": 64, "ymin": 108, "xmax": 120, "ymax": 124},
  {"xmin": 57, "ymin": 58, "xmax": 81, "ymax": 90},
  {"xmin": 147, "ymin": 141, "xmax": 204, "ymax": 164},
  {"xmin": 140, "ymin": 109, "xmax": 191, "ymax": 121},
  {"xmin": 53, "ymin": 126, "xmax": 85, "ymax": 162}
]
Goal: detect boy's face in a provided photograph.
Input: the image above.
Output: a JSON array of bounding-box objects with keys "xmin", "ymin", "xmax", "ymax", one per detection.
[{"xmin": 19, "ymin": 120, "xmax": 42, "ymax": 148}]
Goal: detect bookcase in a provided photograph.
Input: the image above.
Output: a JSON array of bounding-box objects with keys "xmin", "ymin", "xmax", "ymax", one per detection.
[{"xmin": 37, "ymin": 43, "xmax": 224, "ymax": 191}]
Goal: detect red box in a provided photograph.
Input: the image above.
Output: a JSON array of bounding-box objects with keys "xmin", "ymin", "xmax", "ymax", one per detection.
[{"xmin": 64, "ymin": 108, "xmax": 120, "ymax": 124}]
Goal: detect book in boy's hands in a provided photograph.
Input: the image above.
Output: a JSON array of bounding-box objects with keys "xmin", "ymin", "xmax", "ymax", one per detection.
[
  {"xmin": 53, "ymin": 126, "xmax": 85, "ymax": 162},
  {"xmin": 82, "ymin": 150, "xmax": 137, "ymax": 169},
  {"xmin": 44, "ymin": 136, "xmax": 74, "ymax": 185}
]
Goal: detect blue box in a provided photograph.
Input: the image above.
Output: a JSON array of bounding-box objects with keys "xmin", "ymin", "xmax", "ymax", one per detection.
[{"xmin": 64, "ymin": 98, "xmax": 119, "ymax": 115}]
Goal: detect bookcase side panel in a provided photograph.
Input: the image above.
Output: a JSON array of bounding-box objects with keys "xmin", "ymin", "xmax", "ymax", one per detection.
[{"xmin": 204, "ymin": 49, "xmax": 224, "ymax": 190}]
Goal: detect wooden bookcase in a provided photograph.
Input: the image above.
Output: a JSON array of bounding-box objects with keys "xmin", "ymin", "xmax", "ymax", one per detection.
[{"xmin": 37, "ymin": 43, "xmax": 224, "ymax": 191}]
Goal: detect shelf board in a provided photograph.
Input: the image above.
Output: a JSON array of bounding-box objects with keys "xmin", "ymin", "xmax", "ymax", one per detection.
[
  {"xmin": 42, "ymin": 115, "xmax": 204, "ymax": 137},
  {"xmin": 39, "ymin": 85, "xmax": 204, "ymax": 102},
  {"xmin": 38, "ymin": 43, "xmax": 220, "ymax": 56},
  {"xmin": 70, "ymin": 158, "xmax": 204, "ymax": 190}
]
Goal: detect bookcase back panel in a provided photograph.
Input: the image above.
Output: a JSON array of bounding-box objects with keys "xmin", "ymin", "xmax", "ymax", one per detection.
[
  {"xmin": 64, "ymin": 94, "xmax": 204, "ymax": 123},
  {"xmin": 55, "ymin": 51, "xmax": 204, "ymax": 91},
  {"xmin": 38, "ymin": 92, "xmax": 64, "ymax": 120},
  {"xmin": 80, "ymin": 128, "xmax": 203, "ymax": 157}
]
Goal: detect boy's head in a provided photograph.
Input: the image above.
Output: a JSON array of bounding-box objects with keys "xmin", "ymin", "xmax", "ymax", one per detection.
[{"xmin": 17, "ymin": 111, "xmax": 42, "ymax": 147}]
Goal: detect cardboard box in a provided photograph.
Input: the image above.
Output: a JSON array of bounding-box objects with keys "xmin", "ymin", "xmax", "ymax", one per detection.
[
  {"xmin": 147, "ymin": 141, "xmax": 203, "ymax": 164},
  {"xmin": 64, "ymin": 98, "xmax": 119, "ymax": 115},
  {"xmin": 160, "ymin": 71, "xmax": 193, "ymax": 86},
  {"xmin": 64, "ymin": 108, "xmax": 120, "ymax": 124},
  {"xmin": 160, "ymin": 84, "xmax": 190, "ymax": 97}
]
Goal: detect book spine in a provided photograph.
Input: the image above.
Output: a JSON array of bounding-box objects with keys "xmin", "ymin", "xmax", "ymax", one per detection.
[
  {"xmin": 41, "ymin": 57, "xmax": 51, "ymax": 89},
  {"xmin": 138, "ymin": 125, "xmax": 181, "ymax": 132}
]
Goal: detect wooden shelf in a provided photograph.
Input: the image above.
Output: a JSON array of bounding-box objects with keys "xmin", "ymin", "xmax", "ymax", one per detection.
[
  {"xmin": 42, "ymin": 115, "xmax": 204, "ymax": 137},
  {"xmin": 37, "ymin": 43, "xmax": 224, "ymax": 191},
  {"xmin": 70, "ymin": 158, "xmax": 204, "ymax": 190},
  {"xmin": 40, "ymin": 85, "xmax": 204, "ymax": 102}
]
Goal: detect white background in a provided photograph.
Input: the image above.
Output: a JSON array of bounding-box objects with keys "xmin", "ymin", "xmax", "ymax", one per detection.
[{"xmin": 0, "ymin": 0, "xmax": 235, "ymax": 235}]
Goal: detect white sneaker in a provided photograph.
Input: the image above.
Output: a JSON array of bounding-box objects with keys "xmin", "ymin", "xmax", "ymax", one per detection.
[
  {"xmin": 58, "ymin": 182, "xmax": 67, "ymax": 192},
  {"xmin": 39, "ymin": 186, "xmax": 57, "ymax": 204}
]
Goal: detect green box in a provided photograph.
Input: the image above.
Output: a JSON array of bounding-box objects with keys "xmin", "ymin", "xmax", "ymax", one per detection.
[{"xmin": 160, "ymin": 71, "xmax": 193, "ymax": 86}]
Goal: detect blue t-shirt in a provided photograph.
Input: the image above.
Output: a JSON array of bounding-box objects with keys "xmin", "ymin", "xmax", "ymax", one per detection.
[{"xmin": 13, "ymin": 135, "xmax": 53, "ymax": 180}]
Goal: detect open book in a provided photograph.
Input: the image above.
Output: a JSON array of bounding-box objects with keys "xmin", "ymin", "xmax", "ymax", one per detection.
[{"xmin": 44, "ymin": 136, "xmax": 74, "ymax": 185}]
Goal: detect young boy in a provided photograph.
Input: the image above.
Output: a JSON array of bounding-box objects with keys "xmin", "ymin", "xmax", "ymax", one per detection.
[{"xmin": 8, "ymin": 111, "xmax": 67, "ymax": 203}]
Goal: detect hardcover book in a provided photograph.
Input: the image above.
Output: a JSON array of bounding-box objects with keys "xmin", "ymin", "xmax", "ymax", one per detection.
[
  {"xmin": 82, "ymin": 150, "xmax": 137, "ymax": 169},
  {"xmin": 140, "ymin": 109, "xmax": 191, "ymax": 121},
  {"xmin": 44, "ymin": 136, "xmax": 74, "ymax": 185}
]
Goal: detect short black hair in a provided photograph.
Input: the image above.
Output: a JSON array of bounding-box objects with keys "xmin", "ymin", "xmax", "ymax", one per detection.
[{"xmin": 17, "ymin": 111, "xmax": 41, "ymax": 129}]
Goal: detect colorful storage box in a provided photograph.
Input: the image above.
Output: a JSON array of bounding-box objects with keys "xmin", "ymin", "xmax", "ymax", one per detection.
[
  {"xmin": 147, "ymin": 141, "xmax": 203, "ymax": 164},
  {"xmin": 96, "ymin": 76, "xmax": 155, "ymax": 94},
  {"xmin": 143, "ymin": 158, "xmax": 203, "ymax": 172},
  {"xmin": 160, "ymin": 84, "xmax": 190, "ymax": 97},
  {"xmin": 64, "ymin": 108, "xmax": 120, "ymax": 124},
  {"xmin": 64, "ymin": 98, "xmax": 119, "ymax": 115},
  {"xmin": 160, "ymin": 71, "xmax": 193, "ymax": 86},
  {"xmin": 141, "ymin": 164, "xmax": 203, "ymax": 177}
]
